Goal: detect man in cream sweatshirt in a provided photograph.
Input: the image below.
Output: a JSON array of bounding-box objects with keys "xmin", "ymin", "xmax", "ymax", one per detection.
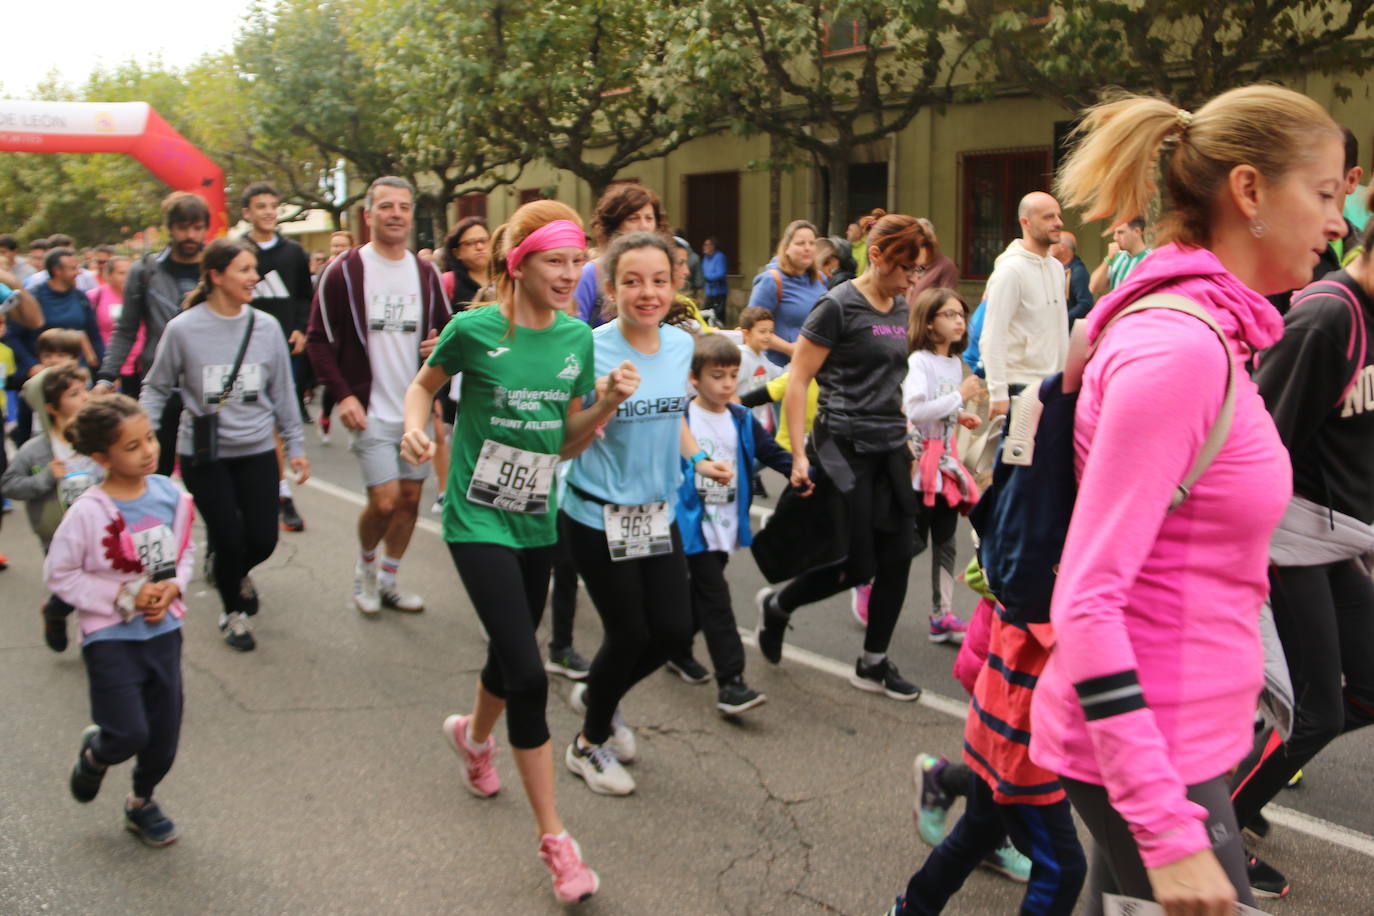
[{"xmin": 980, "ymin": 192, "xmax": 1070, "ymax": 420}]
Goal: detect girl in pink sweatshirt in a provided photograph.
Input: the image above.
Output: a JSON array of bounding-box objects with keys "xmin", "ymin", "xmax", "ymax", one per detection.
[
  {"xmin": 45, "ymin": 394, "xmax": 195, "ymax": 848},
  {"xmin": 1031, "ymin": 86, "xmax": 1349, "ymax": 914}
]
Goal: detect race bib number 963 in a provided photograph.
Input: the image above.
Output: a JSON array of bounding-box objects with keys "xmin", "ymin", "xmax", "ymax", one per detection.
[{"xmin": 603, "ymin": 501, "xmax": 672, "ymax": 561}]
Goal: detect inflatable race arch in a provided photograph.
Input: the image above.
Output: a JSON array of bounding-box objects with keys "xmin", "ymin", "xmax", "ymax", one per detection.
[{"xmin": 0, "ymin": 100, "xmax": 227, "ymax": 236}]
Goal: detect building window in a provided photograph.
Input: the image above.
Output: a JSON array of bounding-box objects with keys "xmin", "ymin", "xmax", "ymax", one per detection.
[
  {"xmin": 519, "ymin": 188, "xmax": 549, "ymax": 205},
  {"xmin": 456, "ymin": 193, "xmax": 487, "ymax": 220},
  {"xmin": 959, "ymin": 148, "xmax": 1052, "ymax": 280},
  {"xmin": 825, "ymin": 16, "xmax": 867, "ymax": 55}
]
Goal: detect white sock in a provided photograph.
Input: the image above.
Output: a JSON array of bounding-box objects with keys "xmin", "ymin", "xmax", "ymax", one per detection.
[
  {"xmin": 862, "ymin": 651, "xmax": 886, "ymax": 668},
  {"xmin": 359, "ymin": 549, "xmax": 377, "ymax": 569},
  {"xmin": 278, "ymin": 478, "xmax": 292, "ymax": 499},
  {"xmin": 379, "ymin": 555, "xmax": 401, "ymax": 589}
]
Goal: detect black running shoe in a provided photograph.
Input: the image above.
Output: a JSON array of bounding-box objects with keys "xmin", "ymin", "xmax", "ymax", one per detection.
[
  {"xmin": 717, "ymin": 678, "xmax": 767, "ymax": 715},
  {"xmin": 279, "ymin": 497, "xmax": 304, "ymax": 532},
  {"xmin": 42, "ymin": 601, "xmax": 69, "ymax": 653},
  {"xmin": 666, "ymin": 656, "xmax": 711, "ymax": 685},
  {"xmin": 1247, "ymin": 853, "xmax": 1290, "ymax": 899},
  {"xmin": 69, "ymin": 725, "xmax": 105, "ymax": 803},
  {"xmin": 545, "ymin": 646, "xmax": 591, "ymax": 681},
  {"xmin": 849, "ymin": 657, "xmax": 922, "ymax": 701},
  {"xmin": 754, "ymin": 587, "xmax": 789, "ymax": 665},
  {"xmin": 124, "ymin": 799, "xmax": 178, "ymax": 847}
]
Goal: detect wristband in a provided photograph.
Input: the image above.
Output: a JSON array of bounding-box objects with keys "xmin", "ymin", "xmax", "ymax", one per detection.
[{"xmin": 689, "ymin": 450, "xmax": 708, "ymax": 468}]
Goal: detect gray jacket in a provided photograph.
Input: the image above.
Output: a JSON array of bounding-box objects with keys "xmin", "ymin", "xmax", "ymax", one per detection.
[{"xmin": 97, "ymin": 248, "xmax": 184, "ymax": 382}]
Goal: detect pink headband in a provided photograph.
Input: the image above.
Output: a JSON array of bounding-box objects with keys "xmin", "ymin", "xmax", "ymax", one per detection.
[{"xmin": 506, "ymin": 219, "xmax": 586, "ymax": 274}]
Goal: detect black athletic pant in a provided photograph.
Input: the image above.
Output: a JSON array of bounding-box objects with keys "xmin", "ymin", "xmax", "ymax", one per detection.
[
  {"xmin": 686, "ymin": 550, "xmax": 746, "ymax": 683},
  {"xmin": 180, "ymin": 450, "xmax": 279, "ymax": 615},
  {"xmin": 914, "ymin": 497, "xmax": 960, "ymax": 616},
  {"xmin": 776, "ymin": 449, "xmax": 915, "ymax": 654},
  {"xmin": 448, "ymin": 541, "xmax": 556, "ymax": 749},
  {"xmin": 561, "ymin": 513, "xmax": 692, "ymax": 746},
  {"xmin": 549, "ymin": 537, "xmax": 579, "ymax": 652},
  {"xmin": 1063, "ymin": 776, "xmax": 1254, "ymax": 916},
  {"xmin": 155, "ymin": 393, "xmax": 181, "ymax": 477},
  {"xmin": 83, "ymin": 629, "xmax": 183, "ymax": 800},
  {"xmin": 1230, "ymin": 559, "xmax": 1374, "ymax": 827}
]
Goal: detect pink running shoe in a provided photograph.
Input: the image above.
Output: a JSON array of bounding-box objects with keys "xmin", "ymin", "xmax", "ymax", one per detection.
[
  {"xmin": 850, "ymin": 584, "xmax": 872, "ymax": 625},
  {"xmin": 539, "ymin": 832, "xmax": 600, "ymax": 904},
  {"xmin": 928, "ymin": 612, "xmax": 968, "ymax": 644},
  {"xmin": 443, "ymin": 714, "xmax": 500, "ymax": 797}
]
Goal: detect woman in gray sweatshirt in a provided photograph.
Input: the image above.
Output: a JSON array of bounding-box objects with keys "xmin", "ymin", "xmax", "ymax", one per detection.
[{"xmin": 140, "ymin": 238, "xmax": 309, "ymax": 652}]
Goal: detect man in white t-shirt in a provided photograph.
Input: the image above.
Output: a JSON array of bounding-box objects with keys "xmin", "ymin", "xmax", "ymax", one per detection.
[{"xmin": 306, "ymin": 177, "xmax": 451, "ymax": 615}]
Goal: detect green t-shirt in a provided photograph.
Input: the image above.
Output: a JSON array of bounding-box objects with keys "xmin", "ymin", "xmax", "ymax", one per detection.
[
  {"xmin": 426, "ymin": 306, "xmax": 596, "ymax": 548},
  {"xmin": 1108, "ymin": 248, "xmax": 1151, "ymax": 290}
]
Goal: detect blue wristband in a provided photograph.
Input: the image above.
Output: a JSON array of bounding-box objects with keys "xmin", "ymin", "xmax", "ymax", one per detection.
[{"xmin": 689, "ymin": 450, "xmax": 708, "ymax": 468}]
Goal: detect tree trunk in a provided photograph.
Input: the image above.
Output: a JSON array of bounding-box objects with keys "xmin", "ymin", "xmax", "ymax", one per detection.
[
  {"xmin": 768, "ymin": 133, "xmax": 781, "ymax": 246},
  {"xmin": 828, "ymin": 156, "xmax": 850, "ymax": 240},
  {"xmin": 432, "ymin": 191, "xmax": 451, "ymax": 241}
]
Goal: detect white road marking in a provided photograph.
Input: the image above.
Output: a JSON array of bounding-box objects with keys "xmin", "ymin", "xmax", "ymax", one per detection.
[{"xmin": 304, "ymin": 473, "xmax": 1374, "ymax": 860}]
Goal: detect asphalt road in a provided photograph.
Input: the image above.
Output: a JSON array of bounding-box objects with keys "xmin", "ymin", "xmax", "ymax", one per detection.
[{"xmin": 1, "ymin": 431, "xmax": 1370, "ymax": 915}]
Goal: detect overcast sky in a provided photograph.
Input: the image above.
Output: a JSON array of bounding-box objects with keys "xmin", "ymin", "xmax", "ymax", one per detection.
[{"xmin": 0, "ymin": 0, "xmax": 256, "ymax": 97}]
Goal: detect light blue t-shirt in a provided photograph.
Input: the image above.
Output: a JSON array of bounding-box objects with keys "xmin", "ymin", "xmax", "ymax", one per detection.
[
  {"xmin": 562, "ymin": 322, "xmax": 694, "ymax": 530},
  {"xmin": 85, "ymin": 475, "xmax": 184, "ymax": 644}
]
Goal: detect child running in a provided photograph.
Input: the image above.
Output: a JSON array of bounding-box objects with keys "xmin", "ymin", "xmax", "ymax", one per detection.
[
  {"xmin": 46, "ymin": 394, "xmax": 195, "ymax": 847},
  {"xmin": 399, "ymin": 201, "xmax": 618, "ymax": 905},
  {"xmin": 2, "ymin": 362, "xmax": 99, "ymax": 651},
  {"xmin": 560, "ymin": 231, "xmax": 732, "ymax": 796},
  {"xmin": 902, "ymin": 287, "xmax": 982, "ymax": 642},
  {"xmin": 666, "ymin": 334, "xmax": 792, "ymax": 713}
]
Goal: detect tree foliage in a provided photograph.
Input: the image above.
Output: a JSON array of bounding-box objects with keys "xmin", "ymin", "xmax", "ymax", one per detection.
[{"xmin": 954, "ymin": 0, "xmax": 1374, "ymax": 111}]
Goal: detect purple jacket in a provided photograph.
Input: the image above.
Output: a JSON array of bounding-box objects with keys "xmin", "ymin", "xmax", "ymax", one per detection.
[{"xmin": 305, "ymin": 246, "xmax": 449, "ymax": 411}]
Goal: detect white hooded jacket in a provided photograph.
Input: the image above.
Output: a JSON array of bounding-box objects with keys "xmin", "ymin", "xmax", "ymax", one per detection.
[{"xmin": 978, "ymin": 239, "xmax": 1070, "ymax": 401}]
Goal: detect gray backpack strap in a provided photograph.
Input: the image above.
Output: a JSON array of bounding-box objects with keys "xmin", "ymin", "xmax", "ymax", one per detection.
[{"xmin": 1089, "ymin": 293, "xmax": 1236, "ymax": 512}]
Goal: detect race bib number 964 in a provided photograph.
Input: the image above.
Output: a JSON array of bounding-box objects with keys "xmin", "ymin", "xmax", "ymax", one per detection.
[{"xmin": 466, "ymin": 440, "xmax": 559, "ymax": 514}]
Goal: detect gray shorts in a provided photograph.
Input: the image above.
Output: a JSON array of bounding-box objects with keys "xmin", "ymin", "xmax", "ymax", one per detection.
[{"xmin": 350, "ymin": 418, "xmax": 430, "ymax": 489}]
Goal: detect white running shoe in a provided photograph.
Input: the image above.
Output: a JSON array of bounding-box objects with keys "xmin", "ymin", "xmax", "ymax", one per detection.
[
  {"xmin": 565, "ymin": 739, "xmax": 635, "ymax": 796},
  {"xmin": 569, "ymin": 683, "xmax": 636, "ymax": 763},
  {"xmin": 380, "ymin": 585, "xmax": 424, "ymax": 613},
  {"xmin": 353, "ymin": 561, "xmax": 381, "ymax": 615}
]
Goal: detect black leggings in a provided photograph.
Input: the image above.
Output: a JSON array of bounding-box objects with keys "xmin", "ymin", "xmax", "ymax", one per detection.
[
  {"xmin": 548, "ymin": 537, "xmax": 579, "ymax": 651},
  {"xmin": 561, "ymin": 513, "xmax": 692, "ymax": 746},
  {"xmin": 180, "ymin": 449, "xmax": 279, "ymax": 615},
  {"xmin": 155, "ymin": 393, "xmax": 181, "ymax": 477},
  {"xmin": 447, "ymin": 541, "xmax": 556, "ymax": 749},
  {"xmin": 776, "ymin": 448, "xmax": 915, "ymax": 654},
  {"xmin": 83, "ymin": 629, "xmax": 183, "ymax": 800},
  {"xmin": 1230, "ymin": 559, "xmax": 1374, "ymax": 826},
  {"xmin": 1063, "ymin": 776, "xmax": 1253, "ymax": 915},
  {"xmin": 915, "ymin": 498, "xmax": 960, "ymax": 616}
]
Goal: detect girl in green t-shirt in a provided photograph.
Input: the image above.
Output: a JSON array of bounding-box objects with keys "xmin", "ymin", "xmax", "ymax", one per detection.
[{"xmin": 398, "ymin": 201, "xmax": 639, "ymax": 906}]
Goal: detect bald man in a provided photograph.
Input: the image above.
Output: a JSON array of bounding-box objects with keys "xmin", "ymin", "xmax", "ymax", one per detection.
[
  {"xmin": 979, "ymin": 192, "xmax": 1070, "ymax": 420},
  {"xmin": 1051, "ymin": 230, "xmax": 1095, "ymax": 322}
]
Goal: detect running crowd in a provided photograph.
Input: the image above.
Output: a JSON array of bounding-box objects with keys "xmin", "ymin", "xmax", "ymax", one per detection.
[{"xmin": 1, "ymin": 82, "xmax": 1372, "ymax": 914}]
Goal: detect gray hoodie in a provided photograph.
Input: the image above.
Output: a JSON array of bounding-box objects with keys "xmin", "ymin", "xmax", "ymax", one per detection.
[{"xmin": 140, "ymin": 305, "xmax": 305, "ymax": 460}]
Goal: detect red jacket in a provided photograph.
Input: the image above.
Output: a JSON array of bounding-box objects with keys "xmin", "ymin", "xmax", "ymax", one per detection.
[{"xmin": 305, "ymin": 246, "xmax": 449, "ymax": 411}]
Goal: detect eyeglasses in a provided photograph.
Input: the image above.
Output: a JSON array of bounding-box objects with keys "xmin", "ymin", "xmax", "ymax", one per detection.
[
  {"xmin": 458, "ymin": 237, "xmax": 490, "ymax": 249},
  {"xmin": 933, "ymin": 309, "xmax": 966, "ymax": 321}
]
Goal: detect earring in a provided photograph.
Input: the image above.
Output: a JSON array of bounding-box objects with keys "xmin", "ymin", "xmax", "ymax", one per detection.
[{"xmin": 1248, "ymin": 218, "xmax": 1268, "ymax": 239}]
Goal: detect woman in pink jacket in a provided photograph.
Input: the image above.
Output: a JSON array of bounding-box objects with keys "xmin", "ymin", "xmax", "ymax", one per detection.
[{"xmin": 1030, "ymin": 86, "xmax": 1348, "ymax": 915}]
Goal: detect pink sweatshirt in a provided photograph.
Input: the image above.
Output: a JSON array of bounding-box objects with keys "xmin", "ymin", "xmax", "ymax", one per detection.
[
  {"xmin": 1029, "ymin": 244, "xmax": 1290, "ymax": 868},
  {"xmin": 89, "ymin": 284, "xmax": 144, "ymax": 375},
  {"xmin": 44, "ymin": 481, "xmax": 195, "ymax": 643}
]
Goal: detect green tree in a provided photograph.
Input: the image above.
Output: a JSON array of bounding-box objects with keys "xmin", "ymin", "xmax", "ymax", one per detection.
[
  {"xmin": 394, "ymin": 0, "xmax": 724, "ymax": 203},
  {"xmin": 666, "ymin": 0, "xmax": 961, "ymax": 234},
  {"xmin": 954, "ymin": 0, "xmax": 1374, "ymax": 111}
]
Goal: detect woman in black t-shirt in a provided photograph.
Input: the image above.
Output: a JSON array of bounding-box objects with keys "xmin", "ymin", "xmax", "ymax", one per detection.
[{"xmin": 756, "ymin": 214, "xmax": 927, "ymax": 700}]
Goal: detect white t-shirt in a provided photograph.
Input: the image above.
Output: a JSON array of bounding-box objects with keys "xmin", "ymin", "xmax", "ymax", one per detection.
[
  {"xmin": 901, "ymin": 350, "xmax": 965, "ymax": 441},
  {"xmin": 738, "ymin": 345, "xmax": 782, "ymax": 432},
  {"xmin": 360, "ymin": 243, "xmax": 422, "ymax": 424},
  {"xmin": 688, "ymin": 400, "xmax": 739, "ymax": 553}
]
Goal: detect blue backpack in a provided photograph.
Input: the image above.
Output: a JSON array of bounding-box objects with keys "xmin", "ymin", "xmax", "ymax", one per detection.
[{"xmin": 969, "ymin": 294, "xmax": 1235, "ymax": 625}]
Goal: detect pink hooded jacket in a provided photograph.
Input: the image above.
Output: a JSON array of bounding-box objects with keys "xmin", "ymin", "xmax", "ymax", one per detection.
[
  {"xmin": 44, "ymin": 479, "xmax": 195, "ymax": 643},
  {"xmin": 1029, "ymin": 244, "xmax": 1290, "ymax": 868}
]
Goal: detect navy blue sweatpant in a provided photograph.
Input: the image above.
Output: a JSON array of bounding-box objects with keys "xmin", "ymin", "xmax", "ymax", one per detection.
[
  {"xmin": 901, "ymin": 770, "xmax": 1085, "ymax": 915},
  {"xmin": 82, "ymin": 629, "xmax": 184, "ymax": 800}
]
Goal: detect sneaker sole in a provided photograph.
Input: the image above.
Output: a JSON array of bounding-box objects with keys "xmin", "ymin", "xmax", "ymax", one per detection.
[
  {"xmin": 563, "ymin": 745, "xmax": 634, "ymax": 796},
  {"xmin": 717, "ymin": 693, "xmax": 768, "ymax": 716},
  {"xmin": 442, "ymin": 716, "xmax": 499, "ymax": 798},
  {"xmin": 848, "ymin": 674, "xmax": 922, "ymax": 702},
  {"xmin": 381, "ymin": 600, "xmax": 425, "ymax": 613},
  {"xmin": 665, "ymin": 663, "xmax": 711, "ymax": 685},
  {"xmin": 124, "ymin": 820, "xmax": 178, "ymax": 847},
  {"xmin": 544, "ymin": 661, "xmax": 590, "ymax": 681},
  {"xmin": 1250, "ymin": 885, "xmax": 1290, "ymax": 900}
]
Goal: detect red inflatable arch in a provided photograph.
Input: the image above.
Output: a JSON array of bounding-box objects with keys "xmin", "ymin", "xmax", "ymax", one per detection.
[{"xmin": 0, "ymin": 100, "xmax": 228, "ymax": 237}]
